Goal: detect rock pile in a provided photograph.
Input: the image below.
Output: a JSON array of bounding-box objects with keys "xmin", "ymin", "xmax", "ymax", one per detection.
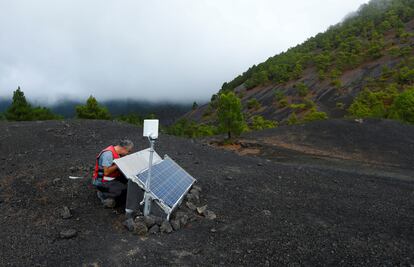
[{"xmin": 123, "ymin": 184, "xmax": 216, "ymax": 236}]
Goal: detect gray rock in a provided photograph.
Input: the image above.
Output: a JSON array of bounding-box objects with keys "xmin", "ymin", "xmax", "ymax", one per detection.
[
  {"xmin": 160, "ymin": 221, "xmax": 173, "ymax": 233},
  {"xmin": 171, "ymin": 219, "xmax": 181, "ymax": 231},
  {"xmin": 189, "ymin": 189, "xmax": 200, "ymax": 198},
  {"xmin": 192, "ymin": 185, "xmax": 202, "ymax": 192},
  {"xmin": 186, "ymin": 202, "xmax": 197, "ymax": 211},
  {"xmin": 179, "ymin": 214, "xmax": 189, "ymax": 226},
  {"xmin": 102, "ymin": 198, "xmax": 116, "ymax": 208},
  {"xmin": 134, "ymin": 216, "xmax": 146, "ymax": 224},
  {"xmin": 186, "ymin": 193, "xmax": 199, "ymax": 203},
  {"xmin": 61, "ymin": 206, "xmax": 72, "ymax": 219},
  {"xmin": 204, "ymin": 210, "xmax": 217, "ymax": 220},
  {"xmin": 123, "ymin": 218, "xmax": 135, "ymax": 232},
  {"xmin": 151, "ymin": 216, "xmax": 164, "ymax": 226},
  {"xmin": 144, "ymin": 216, "xmax": 156, "ymax": 228},
  {"xmin": 60, "ymin": 229, "xmax": 77, "ymax": 239},
  {"xmin": 262, "ymin": 210, "xmax": 272, "ymax": 217},
  {"xmin": 196, "ymin": 205, "xmax": 207, "ymax": 215},
  {"xmin": 148, "ymin": 225, "xmax": 159, "ymax": 234},
  {"xmin": 133, "ymin": 220, "xmax": 148, "ymax": 236},
  {"xmin": 188, "ymin": 214, "xmax": 198, "ymax": 222},
  {"xmin": 175, "ymin": 211, "xmax": 186, "ymax": 220}
]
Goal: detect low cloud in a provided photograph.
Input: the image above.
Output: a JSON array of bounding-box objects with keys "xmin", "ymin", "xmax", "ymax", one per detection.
[{"xmin": 0, "ymin": 0, "xmax": 369, "ymax": 104}]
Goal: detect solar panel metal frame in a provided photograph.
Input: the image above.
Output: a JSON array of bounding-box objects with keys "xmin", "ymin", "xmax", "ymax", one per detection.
[
  {"xmin": 113, "ymin": 148, "xmax": 162, "ymax": 185},
  {"xmin": 135, "ymin": 155, "xmax": 196, "ymax": 220}
]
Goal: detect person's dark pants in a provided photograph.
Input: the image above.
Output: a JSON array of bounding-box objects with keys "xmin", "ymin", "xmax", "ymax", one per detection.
[{"xmin": 99, "ymin": 179, "xmax": 127, "ymax": 199}]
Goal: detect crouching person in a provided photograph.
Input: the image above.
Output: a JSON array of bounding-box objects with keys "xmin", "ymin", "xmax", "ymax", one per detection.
[
  {"xmin": 92, "ymin": 139, "xmax": 134, "ymax": 208},
  {"xmin": 92, "ymin": 139, "xmax": 144, "ymax": 227}
]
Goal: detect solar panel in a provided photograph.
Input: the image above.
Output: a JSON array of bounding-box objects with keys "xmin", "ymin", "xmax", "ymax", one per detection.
[
  {"xmin": 136, "ymin": 156, "xmax": 196, "ymax": 217},
  {"xmin": 114, "ymin": 148, "xmax": 162, "ymax": 186}
]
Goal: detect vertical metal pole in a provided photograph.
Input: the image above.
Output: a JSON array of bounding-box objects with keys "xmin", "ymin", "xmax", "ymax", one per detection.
[{"xmin": 144, "ymin": 138, "xmax": 154, "ymax": 216}]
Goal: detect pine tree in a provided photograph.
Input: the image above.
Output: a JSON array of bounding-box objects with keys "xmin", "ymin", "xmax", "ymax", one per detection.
[
  {"xmin": 5, "ymin": 87, "xmax": 33, "ymax": 121},
  {"xmin": 75, "ymin": 96, "xmax": 111, "ymax": 120},
  {"xmin": 217, "ymin": 92, "xmax": 246, "ymax": 140}
]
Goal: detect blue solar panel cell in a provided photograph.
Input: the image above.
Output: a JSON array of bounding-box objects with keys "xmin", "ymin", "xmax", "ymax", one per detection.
[{"xmin": 137, "ymin": 157, "xmax": 196, "ymax": 209}]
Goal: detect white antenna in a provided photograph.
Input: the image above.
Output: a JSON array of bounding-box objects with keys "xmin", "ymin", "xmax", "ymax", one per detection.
[{"xmin": 142, "ymin": 119, "xmax": 159, "ymax": 216}]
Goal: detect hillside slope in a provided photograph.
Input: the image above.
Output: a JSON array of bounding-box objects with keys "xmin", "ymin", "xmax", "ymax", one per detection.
[
  {"xmin": 187, "ymin": 0, "xmax": 414, "ymax": 124},
  {"xmin": 0, "ymin": 120, "xmax": 413, "ymax": 265}
]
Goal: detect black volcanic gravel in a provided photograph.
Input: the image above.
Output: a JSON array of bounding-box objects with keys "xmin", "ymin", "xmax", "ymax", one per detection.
[{"xmin": 0, "ymin": 119, "xmax": 413, "ymax": 266}]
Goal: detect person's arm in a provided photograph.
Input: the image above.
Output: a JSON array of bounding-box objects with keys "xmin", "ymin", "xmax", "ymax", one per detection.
[
  {"xmin": 100, "ymin": 151, "xmax": 118, "ymax": 177},
  {"xmin": 103, "ymin": 164, "xmax": 118, "ymax": 176}
]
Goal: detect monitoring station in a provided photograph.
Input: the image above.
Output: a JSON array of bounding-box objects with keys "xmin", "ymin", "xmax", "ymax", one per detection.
[{"xmin": 114, "ymin": 119, "xmax": 196, "ymax": 220}]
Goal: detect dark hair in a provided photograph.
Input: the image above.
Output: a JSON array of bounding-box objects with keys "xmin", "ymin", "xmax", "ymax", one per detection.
[{"xmin": 119, "ymin": 139, "xmax": 134, "ymax": 148}]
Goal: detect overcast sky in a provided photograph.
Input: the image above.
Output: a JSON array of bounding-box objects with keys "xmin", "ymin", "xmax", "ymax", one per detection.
[{"xmin": 0, "ymin": 0, "xmax": 369, "ymax": 104}]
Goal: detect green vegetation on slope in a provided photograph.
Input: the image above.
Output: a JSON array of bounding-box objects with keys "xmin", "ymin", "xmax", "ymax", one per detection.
[
  {"xmin": 218, "ymin": 0, "xmax": 414, "ymax": 94},
  {"xmin": 176, "ymin": 0, "xmax": 414, "ymax": 138},
  {"xmin": 171, "ymin": 0, "xmax": 414, "ymax": 140},
  {"xmin": 5, "ymin": 87, "xmax": 62, "ymax": 121},
  {"xmin": 348, "ymin": 53, "xmax": 414, "ymax": 123}
]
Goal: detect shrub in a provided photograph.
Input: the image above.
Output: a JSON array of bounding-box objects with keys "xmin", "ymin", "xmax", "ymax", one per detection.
[
  {"xmin": 331, "ymin": 79, "xmax": 342, "ymax": 88},
  {"xmin": 196, "ymin": 124, "xmax": 217, "ymax": 137},
  {"xmin": 348, "ymin": 86, "xmax": 398, "ymax": 118},
  {"xmin": 336, "ymin": 102, "xmax": 345, "ymax": 109},
  {"xmin": 303, "ymin": 108, "xmax": 328, "ymax": 122},
  {"xmin": 202, "ymin": 105, "xmax": 215, "ymax": 118},
  {"xmin": 167, "ymin": 118, "xmax": 217, "ymax": 138},
  {"xmin": 166, "ymin": 118, "xmax": 189, "ymax": 136},
  {"xmin": 304, "ymin": 99, "xmax": 316, "ymax": 109},
  {"xmin": 318, "ymin": 70, "xmax": 326, "ymax": 81},
  {"xmin": 251, "ymin": 115, "xmax": 278, "ymax": 130},
  {"xmin": 274, "ymin": 90, "xmax": 285, "ymax": 101},
  {"xmin": 32, "ymin": 107, "xmax": 62, "ymax": 120},
  {"xmin": 116, "ymin": 113, "xmax": 142, "ymax": 126},
  {"xmin": 75, "ymin": 96, "xmax": 111, "ymax": 120},
  {"xmin": 389, "ymin": 87, "xmax": 414, "ymax": 124},
  {"xmin": 145, "ymin": 113, "xmax": 157, "ymax": 120},
  {"xmin": 296, "ymin": 82, "xmax": 309, "ymax": 97},
  {"xmin": 278, "ymin": 98, "xmax": 289, "ymax": 108},
  {"xmin": 348, "ymin": 90, "xmax": 383, "ymax": 118},
  {"xmin": 287, "ymin": 112, "xmax": 299, "ymax": 125},
  {"xmin": 247, "ymin": 98, "xmax": 261, "ymax": 110},
  {"xmin": 398, "ymin": 67, "xmax": 414, "ymax": 84},
  {"xmin": 290, "ymin": 103, "xmax": 307, "ymax": 110},
  {"xmin": 245, "ymin": 71, "xmax": 269, "ymax": 89}
]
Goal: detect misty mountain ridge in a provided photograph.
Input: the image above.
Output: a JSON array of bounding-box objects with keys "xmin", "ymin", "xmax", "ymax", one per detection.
[{"xmin": 0, "ymin": 97, "xmax": 195, "ymax": 124}]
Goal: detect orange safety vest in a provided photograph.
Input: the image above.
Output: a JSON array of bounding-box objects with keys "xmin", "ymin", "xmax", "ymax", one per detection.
[{"xmin": 92, "ymin": 145, "xmax": 122, "ymax": 183}]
